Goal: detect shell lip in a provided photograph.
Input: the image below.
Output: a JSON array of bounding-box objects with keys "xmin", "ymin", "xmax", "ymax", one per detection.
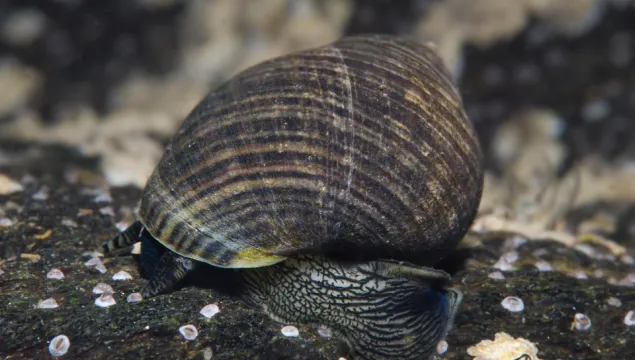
[{"xmin": 136, "ymin": 218, "xmax": 288, "ymax": 269}]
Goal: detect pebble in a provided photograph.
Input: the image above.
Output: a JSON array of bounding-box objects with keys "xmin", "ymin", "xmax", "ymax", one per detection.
[
  {"xmin": 567, "ymin": 269, "xmax": 589, "ymax": 280},
  {"xmin": 488, "ymin": 271, "xmax": 505, "ymax": 280},
  {"xmin": 48, "ymin": 335, "xmax": 70, "ymax": 357},
  {"xmin": 624, "ymin": 311, "xmax": 635, "ymax": 326},
  {"xmin": 95, "ymin": 292, "xmax": 117, "ymax": 308},
  {"xmin": 0, "ymin": 8, "xmax": 46, "ymax": 46},
  {"xmin": 0, "ymin": 173, "xmax": 24, "ymax": 194},
  {"xmin": 281, "ymin": 325, "xmax": 299, "ymax": 337},
  {"xmin": 622, "ymin": 255, "xmax": 634, "ymax": 265},
  {"xmin": 20, "ymin": 174, "xmax": 36, "ymax": 184},
  {"xmin": 115, "ymin": 221, "xmax": 131, "ymax": 232},
  {"xmin": 112, "ymin": 270, "xmax": 133, "ymax": 281},
  {"xmin": 0, "ymin": 217, "xmax": 14, "ymax": 227},
  {"xmin": 436, "ymin": 340, "xmax": 448, "ymax": 355},
  {"xmin": 501, "ymin": 296, "xmax": 524, "ymax": 312},
  {"xmin": 504, "ymin": 235, "xmax": 527, "ymax": 249},
  {"xmin": 127, "ymin": 292, "xmax": 143, "ymax": 303},
  {"xmin": 61, "ymin": 218, "xmax": 78, "ymax": 228},
  {"xmin": 47, "ymin": 268, "xmax": 65, "ymax": 280},
  {"xmin": 0, "ymin": 267, "xmax": 5, "ymax": 276},
  {"xmin": 93, "ymin": 190, "xmax": 113, "ymax": 203},
  {"xmin": 200, "ymin": 304, "xmax": 220, "ymax": 318},
  {"xmin": 582, "ymin": 99, "xmax": 610, "ymax": 122},
  {"xmin": 607, "ymin": 297, "xmax": 622, "ymax": 307},
  {"xmin": 21, "ymin": 253, "xmax": 41, "ymax": 261},
  {"xmin": 31, "ymin": 187, "xmax": 49, "ymax": 200},
  {"xmin": 92, "ymin": 283, "xmax": 114, "ymax": 294},
  {"xmin": 571, "ymin": 313, "xmax": 592, "ymax": 331},
  {"xmin": 38, "ymin": 298, "xmax": 59, "ymax": 309},
  {"xmin": 179, "ymin": 324, "xmax": 198, "ymax": 340},
  {"xmin": 77, "ymin": 208, "xmax": 93, "ymax": 217},
  {"xmin": 593, "ymin": 269, "xmax": 605, "ymax": 278},
  {"xmin": 615, "ymin": 274, "xmax": 635, "ymax": 287}
]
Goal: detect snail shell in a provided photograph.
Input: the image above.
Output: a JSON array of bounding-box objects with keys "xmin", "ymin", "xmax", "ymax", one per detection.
[
  {"xmin": 104, "ymin": 34, "xmax": 483, "ymax": 360},
  {"xmin": 139, "ymin": 34, "xmax": 482, "ymax": 268}
]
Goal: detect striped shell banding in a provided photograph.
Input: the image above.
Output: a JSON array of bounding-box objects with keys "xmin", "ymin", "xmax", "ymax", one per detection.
[{"xmin": 103, "ymin": 34, "xmax": 483, "ymax": 360}]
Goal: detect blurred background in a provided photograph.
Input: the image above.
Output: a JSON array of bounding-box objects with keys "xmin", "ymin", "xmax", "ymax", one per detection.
[{"xmin": 1, "ymin": 0, "xmax": 635, "ymax": 236}]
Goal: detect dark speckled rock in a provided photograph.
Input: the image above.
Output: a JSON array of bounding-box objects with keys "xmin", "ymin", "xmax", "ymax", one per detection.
[{"xmin": 1, "ymin": 141, "xmax": 634, "ymax": 359}]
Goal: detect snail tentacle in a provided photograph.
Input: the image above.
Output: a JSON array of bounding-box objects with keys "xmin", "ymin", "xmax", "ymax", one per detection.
[
  {"xmin": 141, "ymin": 248, "xmax": 195, "ymax": 298},
  {"xmin": 101, "ymin": 221, "xmax": 144, "ymax": 254}
]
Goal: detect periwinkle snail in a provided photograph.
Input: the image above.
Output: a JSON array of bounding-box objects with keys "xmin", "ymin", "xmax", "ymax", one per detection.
[{"xmin": 103, "ymin": 34, "xmax": 484, "ymax": 359}]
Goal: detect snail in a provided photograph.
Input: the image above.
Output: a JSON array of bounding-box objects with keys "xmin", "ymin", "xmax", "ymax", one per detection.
[{"xmin": 103, "ymin": 34, "xmax": 483, "ymax": 359}]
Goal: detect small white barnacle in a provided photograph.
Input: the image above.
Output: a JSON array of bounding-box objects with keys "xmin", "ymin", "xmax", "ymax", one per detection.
[
  {"xmin": 534, "ymin": 260, "xmax": 553, "ymax": 272},
  {"xmin": 202, "ymin": 347, "xmax": 213, "ymax": 360},
  {"xmin": 46, "ymin": 268, "xmax": 65, "ymax": 280},
  {"xmin": 501, "ymin": 296, "xmax": 524, "ymax": 312},
  {"xmin": 179, "ymin": 324, "xmax": 198, "ymax": 340},
  {"xmin": 92, "ymin": 283, "xmax": 114, "ymax": 294},
  {"xmin": 84, "ymin": 257, "xmax": 102, "ymax": 267},
  {"xmin": 493, "ymin": 251, "xmax": 519, "ymax": 271},
  {"xmin": 606, "ymin": 297, "xmax": 622, "ymax": 307},
  {"xmin": 38, "ymin": 298, "xmax": 59, "ymax": 309},
  {"xmin": 436, "ymin": 340, "xmax": 449, "ymax": 355},
  {"xmin": 571, "ymin": 313, "xmax": 592, "ymax": 331},
  {"xmin": 126, "ymin": 292, "xmax": 143, "ymax": 303},
  {"xmin": 112, "ymin": 270, "xmax": 133, "ymax": 281},
  {"xmin": 316, "ymin": 325, "xmax": 332, "ymax": 338},
  {"xmin": 49, "ymin": 334, "xmax": 70, "ymax": 357},
  {"xmin": 84, "ymin": 257, "xmax": 107, "ymax": 273},
  {"xmin": 99, "ymin": 206, "xmax": 115, "ymax": 216},
  {"xmin": 200, "ymin": 303, "xmax": 220, "ymax": 318},
  {"xmin": 281, "ymin": 325, "xmax": 299, "ymax": 337},
  {"xmin": 95, "ymin": 292, "xmax": 116, "ymax": 308},
  {"xmin": 624, "ymin": 310, "xmax": 635, "ymax": 326},
  {"xmin": 567, "ymin": 269, "xmax": 588, "ymax": 280}
]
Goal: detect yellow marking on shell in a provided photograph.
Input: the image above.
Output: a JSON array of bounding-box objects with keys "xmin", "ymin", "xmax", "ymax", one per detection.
[
  {"xmin": 228, "ymin": 248, "xmax": 288, "ymax": 268},
  {"xmin": 405, "ymin": 87, "xmax": 425, "ymax": 107},
  {"xmin": 138, "ymin": 217, "xmax": 288, "ymax": 268}
]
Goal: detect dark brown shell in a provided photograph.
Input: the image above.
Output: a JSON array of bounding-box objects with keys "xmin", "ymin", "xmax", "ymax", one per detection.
[{"xmin": 138, "ymin": 34, "xmax": 483, "ymax": 268}]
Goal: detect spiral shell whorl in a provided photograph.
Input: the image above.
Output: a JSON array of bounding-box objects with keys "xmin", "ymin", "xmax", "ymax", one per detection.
[{"xmin": 139, "ymin": 35, "xmax": 483, "ymax": 268}]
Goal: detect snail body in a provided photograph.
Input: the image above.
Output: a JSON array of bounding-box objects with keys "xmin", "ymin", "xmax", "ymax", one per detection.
[{"xmin": 104, "ymin": 35, "xmax": 483, "ymax": 359}]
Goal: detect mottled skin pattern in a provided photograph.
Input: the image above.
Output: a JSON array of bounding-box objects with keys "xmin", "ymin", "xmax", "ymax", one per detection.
[
  {"xmin": 103, "ymin": 34, "xmax": 483, "ymax": 359},
  {"xmin": 240, "ymin": 255, "xmax": 463, "ymax": 360}
]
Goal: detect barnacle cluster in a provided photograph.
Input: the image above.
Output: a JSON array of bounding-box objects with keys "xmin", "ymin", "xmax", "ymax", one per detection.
[{"xmin": 467, "ymin": 332, "xmax": 542, "ymax": 360}]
